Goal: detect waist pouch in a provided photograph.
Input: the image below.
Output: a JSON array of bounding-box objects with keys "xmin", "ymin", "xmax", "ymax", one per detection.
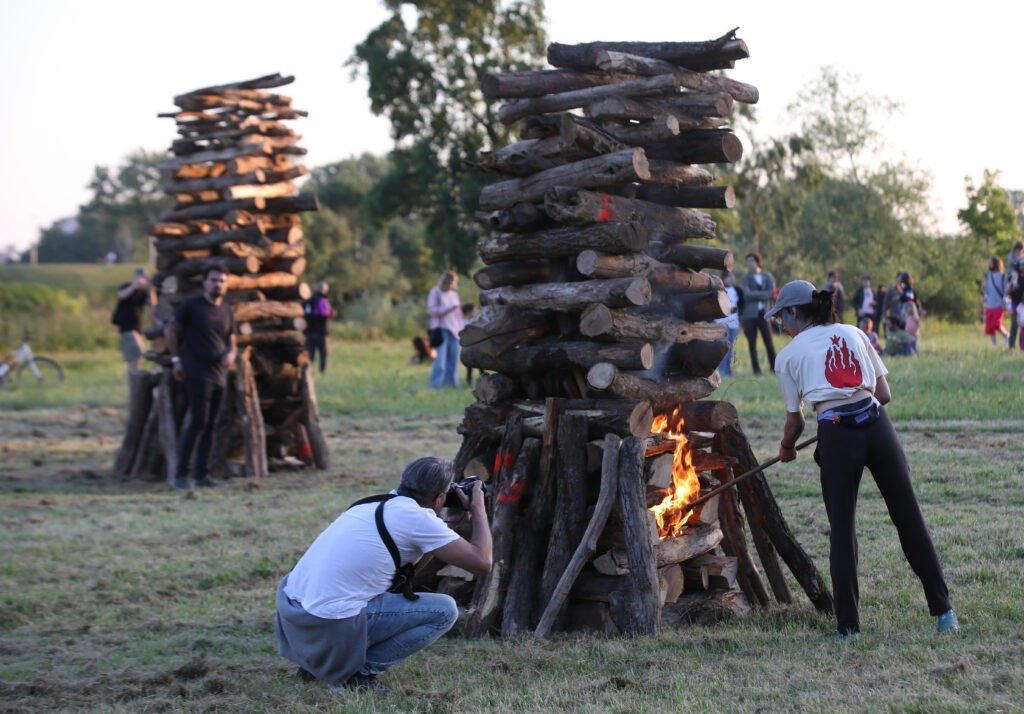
[{"xmin": 818, "ymin": 397, "xmax": 879, "ymax": 429}]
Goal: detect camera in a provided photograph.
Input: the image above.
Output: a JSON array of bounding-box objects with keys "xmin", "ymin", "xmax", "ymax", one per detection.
[{"xmin": 444, "ymin": 475, "xmax": 485, "ymax": 509}]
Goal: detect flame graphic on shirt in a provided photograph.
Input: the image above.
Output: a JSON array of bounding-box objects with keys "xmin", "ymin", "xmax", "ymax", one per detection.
[{"xmin": 824, "ymin": 335, "xmax": 863, "ymax": 387}]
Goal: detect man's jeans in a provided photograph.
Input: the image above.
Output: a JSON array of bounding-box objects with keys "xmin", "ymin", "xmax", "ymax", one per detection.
[{"xmin": 360, "ymin": 592, "xmax": 458, "ymax": 675}]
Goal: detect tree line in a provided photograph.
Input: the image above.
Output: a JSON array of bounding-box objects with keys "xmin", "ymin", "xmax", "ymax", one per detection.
[{"xmin": 29, "ymin": 0, "xmax": 1023, "ymax": 323}]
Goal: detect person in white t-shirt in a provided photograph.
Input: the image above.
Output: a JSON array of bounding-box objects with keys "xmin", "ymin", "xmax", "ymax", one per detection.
[
  {"xmin": 275, "ymin": 457, "xmax": 492, "ymax": 694},
  {"xmin": 767, "ymin": 280, "xmax": 958, "ymax": 640}
]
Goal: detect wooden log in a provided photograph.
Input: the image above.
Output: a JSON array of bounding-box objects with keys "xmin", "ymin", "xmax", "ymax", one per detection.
[
  {"xmin": 476, "ymin": 136, "xmax": 602, "ymax": 177},
  {"xmin": 519, "ymin": 112, "xmax": 627, "ymax": 154},
  {"xmin": 594, "ymin": 49, "xmax": 759, "ymax": 103},
  {"xmin": 161, "ymin": 197, "xmax": 266, "ymax": 223},
  {"xmin": 478, "ymin": 222, "xmax": 647, "ymax": 265},
  {"xmin": 501, "ymin": 400, "xmax": 563, "ymax": 636},
  {"xmin": 661, "ymin": 589, "xmax": 752, "ymax": 627},
  {"xmin": 478, "ymin": 202, "xmax": 555, "ymax": 234},
  {"xmin": 579, "ymin": 304, "xmax": 727, "ymax": 343},
  {"xmin": 113, "ymin": 371, "xmax": 157, "ymax": 477},
  {"xmin": 261, "ymin": 281, "xmax": 312, "ymax": 301},
  {"xmin": 642, "ymin": 130, "xmax": 743, "ymax": 164},
  {"xmin": 613, "ymin": 436, "xmax": 661, "ymax": 636},
  {"xmin": 647, "ymin": 161, "xmax": 717, "ymax": 186},
  {"xmin": 675, "ymin": 400, "xmax": 739, "ymax": 433},
  {"xmin": 472, "ymin": 373, "xmax": 523, "ymax": 405},
  {"xmin": 459, "ymin": 306, "xmax": 556, "ymax": 358},
  {"xmin": 465, "ymin": 420, "xmax": 532, "ymax": 637},
  {"xmin": 171, "ymin": 255, "xmax": 259, "ymax": 279},
  {"xmin": 460, "ymin": 400, "xmax": 653, "ymax": 441},
  {"xmin": 156, "ymin": 371, "xmax": 180, "ymax": 487},
  {"xmin": 687, "ymin": 554, "xmax": 739, "ymax": 590},
  {"xmin": 473, "ymin": 261, "xmax": 552, "ymax": 290},
  {"xmin": 302, "ymin": 366, "xmax": 330, "ymax": 470},
  {"xmin": 164, "ymin": 169, "xmax": 266, "ymax": 193},
  {"xmin": 576, "ymin": 251, "xmax": 723, "ymax": 294},
  {"xmin": 233, "ymin": 301, "xmax": 303, "ymax": 322},
  {"xmin": 627, "ymin": 184, "xmax": 735, "ymax": 210},
  {"xmin": 236, "ymin": 330, "xmax": 304, "ymax": 347},
  {"xmin": 718, "ymin": 426, "xmax": 835, "ymax": 612},
  {"xmin": 660, "ymin": 339, "xmax": 730, "ymax": 379},
  {"xmin": 497, "ymin": 74, "xmax": 679, "ymax": 125},
  {"xmin": 157, "ymin": 145, "xmax": 267, "ymax": 171},
  {"xmin": 207, "ymin": 374, "xmax": 237, "ymax": 479},
  {"xmin": 482, "ymin": 69, "xmax": 644, "ymax": 99},
  {"xmin": 479, "ymin": 277, "xmax": 651, "ymax": 312},
  {"xmin": 151, "ymin": 222, "xmax": 193, "ymax": 237},
  {"xmin": 478, "ymin": 148, "xmax": 651, "ymax": 212},
  {"xmin": 127, "ymin": 396, "xmax": 159, "ymax": 481},
  {"xmin": 654, "ymin": 523, "xmax": 724, "ymax": 567},
  {"xmin": 153, "ymin": 224, "xmax": 267, "ymax": 253},
  {"xmin": 644, "ymin": 452, "xmax": 675, "ymax": 489},
  {"xmin": 715, "ymin": 465, "xmax": 772, "ymax": 607},
  {"xmin": 586, "ymin": 93, "xmax": 733, "ymax": 122},
  {"xmin": 223, "ymin": 180, "xmax": 296, "ymax": 201},
  {"xmin": 462, "ymin": 340, "xmax": 654, "ymax": 375},
  {"xmin": 220, "ymin": 240, "xmax": 304, "ymax": 261},
  {"xmin": 537, "ymin": 413, "xmax": 591, "ymax": 634},
  {"xmin": 535, "ymin": 433, "xmax": 621, "ymax": 639},
  {"xmin": 225, "ymin": 272, "xmax": 298, "ymax": 291},
  {"xmin": 585, "ymin": 363, "xmax": 720, "ymax": 413},
  {"xmin": 547, "ymin": 34, "xmax": 750, "ymax": 73},
  {"xmin": 683, "ymin": 561, "xmax": 710, "ymax": 592},
  {"xmin": 679, "ymin": 290, "xmax": 733, "ymax": 321},
  {"xmin": 544, "ymin": 188, "xmax": 716, "ymax": 239},
  {"xmin": 262, "ymin": 193, "xmax": 319, "ymax": 214},
  {"xmin": 234, "ymin": 353, "xmax": 265, "ymax": 479},
  {"xmin": 601, "ymin": 115, "xmax": 680, "ymax": 144}
]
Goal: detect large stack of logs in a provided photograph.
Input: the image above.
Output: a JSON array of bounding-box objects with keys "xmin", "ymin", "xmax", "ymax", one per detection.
[
  {"xmin": 425, "ymin": 32, "xmax": 833, "ymax": 637},
  {"xmin": 113, "ymin": 74, "xmax": 329, "ymax": 483}
]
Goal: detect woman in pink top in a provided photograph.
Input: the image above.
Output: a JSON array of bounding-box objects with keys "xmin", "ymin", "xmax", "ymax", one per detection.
[{"xmin": 427, "ymin": 271, "xmax": 465, "ymax": 388}]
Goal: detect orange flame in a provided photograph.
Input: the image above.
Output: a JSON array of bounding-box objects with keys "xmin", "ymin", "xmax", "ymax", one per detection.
[{"xmin": 649, "ymin": 408, "xmax": 702, "ymax": 538}]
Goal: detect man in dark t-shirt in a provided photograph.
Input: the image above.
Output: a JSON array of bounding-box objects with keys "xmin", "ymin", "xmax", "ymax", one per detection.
[
  {"xmin": 113, "ymin": 267, "xmax": 155, "ymax": 376},
  {"xmin": 165, "ymin": 266, "xmax": 237, "ymax": 490}
]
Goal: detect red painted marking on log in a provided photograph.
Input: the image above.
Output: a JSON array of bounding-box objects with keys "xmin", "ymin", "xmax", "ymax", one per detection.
[
  {"xmin": 597, "ymin": 193, "xmax": 614, "ymax": 223},
  {"xmin": 497, "ymin": 481, "xmax": 526, "ymax": 504},
  {"xmin": 503, "ymin": 452, "xmax": 517, "ymax": 469},
  {"xmin": 492, "ymin": 450, "xmax": 504, "ymax": 475}
]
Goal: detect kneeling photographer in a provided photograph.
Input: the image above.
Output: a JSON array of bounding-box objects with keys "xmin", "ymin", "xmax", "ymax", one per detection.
[{"xmin": 275, "ymin": 457, "xmax": 491, "ymax": 695}]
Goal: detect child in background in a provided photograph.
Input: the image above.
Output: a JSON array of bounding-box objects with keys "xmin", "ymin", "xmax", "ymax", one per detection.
[
  {"xmin": 884, "ymin": 316, "xmax": 913, "ymax": 357},
  {"xmin": 858, "ymin": 317, "xmax": 883, "ymax": 354},
  {"xmin": 903, "ymin": 301, "xmax": 921, "ymax": 355}
]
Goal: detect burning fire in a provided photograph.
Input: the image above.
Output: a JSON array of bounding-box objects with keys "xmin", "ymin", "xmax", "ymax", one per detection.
[{"xmin": 649, "ymin": 408, "xmax": 702, "ymax": 538}]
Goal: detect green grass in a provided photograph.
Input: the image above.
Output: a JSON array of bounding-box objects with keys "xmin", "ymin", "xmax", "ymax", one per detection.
[
  {"xmin": 0, "ymin": 326, "xmax": 1022, "ymax": 711},
  {"xmin": 0, "ymin": 263, "xmax": 136, "ymax": 289}
]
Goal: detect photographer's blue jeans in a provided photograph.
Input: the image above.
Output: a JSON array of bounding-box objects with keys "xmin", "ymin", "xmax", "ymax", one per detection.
[
  {"xmin": 429, "ymin": 328, "xmax": 460, "ymax": 388},
  {"xmin": 359, "ymin": 592, "xmax": 458, "ymax": 675}
]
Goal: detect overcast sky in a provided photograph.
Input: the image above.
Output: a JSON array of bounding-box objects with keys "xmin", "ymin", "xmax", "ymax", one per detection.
[{"xmin": 1, "ymin": 0, "xmax": 1021, "ymax": 253}]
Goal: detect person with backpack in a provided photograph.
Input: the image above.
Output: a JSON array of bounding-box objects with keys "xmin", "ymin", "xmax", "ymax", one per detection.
[
  {"xmin": 111, "ymin": 267, "xmax": 155, "ymax": 378},
  {"xmin": 275, "ymin": 457, "xmax": 492, "ymax": 695},
  {"xmin": 304, "ymin": 281, "xmax": 334, "ymax": 374}
]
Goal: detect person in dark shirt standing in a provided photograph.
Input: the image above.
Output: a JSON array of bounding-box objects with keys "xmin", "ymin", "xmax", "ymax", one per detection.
[
  {"xmin": 112, "ymin": 267, "xmax": 155, "ymax": 378},
  {"xmin": 165, "ymin": 266, "xmax": 237, "ymax": 490},
  {"xmin": 304, "ymin": 281, "xmax": 334, "ymax": 374}
]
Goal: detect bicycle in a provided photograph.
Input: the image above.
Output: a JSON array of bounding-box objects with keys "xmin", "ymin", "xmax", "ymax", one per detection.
[{"xmin": 0, "ymin": 334, "xmax": 64, "ymax": 387}]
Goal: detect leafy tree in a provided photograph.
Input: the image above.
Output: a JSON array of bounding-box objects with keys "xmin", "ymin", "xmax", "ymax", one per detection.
[
  {"xmin": 957, "ymin": 169, "xmax": 1020, "ymax": 257},
  {"xmin": 37, "ymin": 150, "xmax": 169, "ymax": 263},
  {"xmin": 350, "ymin": 0, "xmax": 547, "ymax": 273}
]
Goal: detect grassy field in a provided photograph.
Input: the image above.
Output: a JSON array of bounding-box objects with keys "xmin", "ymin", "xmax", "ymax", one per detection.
[{"xmin": 0, "ymin": 327, "xmax": 1022, "ymax": 712}]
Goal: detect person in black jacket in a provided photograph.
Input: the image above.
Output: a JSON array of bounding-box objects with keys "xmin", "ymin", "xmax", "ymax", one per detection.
[
  {"xmin": 164, "ymin": 266, "xmax": 237, "ymax": 490},
  {"xmin": 304, "ymin": 282, "xmax": 334, "ymax": 374}
]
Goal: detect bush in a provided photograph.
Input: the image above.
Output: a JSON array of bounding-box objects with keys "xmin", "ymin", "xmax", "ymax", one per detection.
[{"xmin": 0, "ymin": 284, "xmax": 115, "ymax": 351}]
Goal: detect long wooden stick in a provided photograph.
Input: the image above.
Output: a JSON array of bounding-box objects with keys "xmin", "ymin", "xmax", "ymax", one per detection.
[
  {"xmin": 534, "ymin": 433, "xmax": 621, "ymax": 639},
  {"xmin": 682, "ymin": 436, "xmax": 818, "ymax": 514}
]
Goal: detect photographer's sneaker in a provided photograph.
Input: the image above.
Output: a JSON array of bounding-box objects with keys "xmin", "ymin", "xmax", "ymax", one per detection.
[
  {"xmin": 328, "ymin": 673, "xmax": 390, "ymax": 695},
  {"xmin": 834, "ymin": 630, "xmax": 861, "ymax": 642},
  {"xmin": 937, "ymin": 609, "xmax": 960, "ymax": 634}
]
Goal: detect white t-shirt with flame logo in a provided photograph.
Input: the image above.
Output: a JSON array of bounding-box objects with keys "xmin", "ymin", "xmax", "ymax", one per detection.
[{"xmin": 775, "ymin": 323, "xmax": 888, "ymax": 413}]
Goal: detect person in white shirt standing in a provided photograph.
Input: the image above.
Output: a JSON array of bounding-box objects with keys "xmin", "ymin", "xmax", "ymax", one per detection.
[
  {"xmin": 276, "ymin": 457, "xmax": 492, "ymax": 694},
  {"xmin": 427, "ymin": 271, "xmax": 466, "ymax": 388},
  {"xmin": 768, "ymin": 280, "xmax": 958, "ymax": 640}
]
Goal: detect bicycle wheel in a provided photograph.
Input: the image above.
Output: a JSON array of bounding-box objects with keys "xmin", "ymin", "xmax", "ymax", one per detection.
[{"xmin": 16, "ymin": 356, "xmax": 64, "ymax": 385}]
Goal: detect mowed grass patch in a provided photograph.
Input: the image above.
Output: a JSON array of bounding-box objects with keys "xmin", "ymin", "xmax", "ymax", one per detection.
[{"xmin": 0, "ymin": 324, "xmax": 1022, "ymax": 711}]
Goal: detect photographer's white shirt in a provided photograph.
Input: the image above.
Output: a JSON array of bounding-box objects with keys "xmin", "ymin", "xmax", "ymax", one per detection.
[{"xmin": 284, "ymin": 495, "xmax": 458, "ymax": 619}]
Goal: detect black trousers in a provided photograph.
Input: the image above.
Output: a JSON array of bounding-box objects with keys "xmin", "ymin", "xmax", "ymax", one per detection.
[
  {"xmin": 306, "ymin": 333, "xmax": 328, "ymax": 373},
  {"xmin": 1009, "ymin": 301, "xmax": 1020, "ymax": 349},
  {"xmin": 176, "ymin": 378, "xmax": 224, "ymax": 482},
  {"xmin": 740, "ymin": 315, "xmax": 776, "ymax": 374},
  {"xmin": 816, "ymin": 408, "xmax": 951, "ymax": 633}
]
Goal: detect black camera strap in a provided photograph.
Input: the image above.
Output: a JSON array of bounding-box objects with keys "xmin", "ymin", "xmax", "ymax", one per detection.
[{"xmin": 347, "ymin": 494, "xmax": 420, "ymax": 601}]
